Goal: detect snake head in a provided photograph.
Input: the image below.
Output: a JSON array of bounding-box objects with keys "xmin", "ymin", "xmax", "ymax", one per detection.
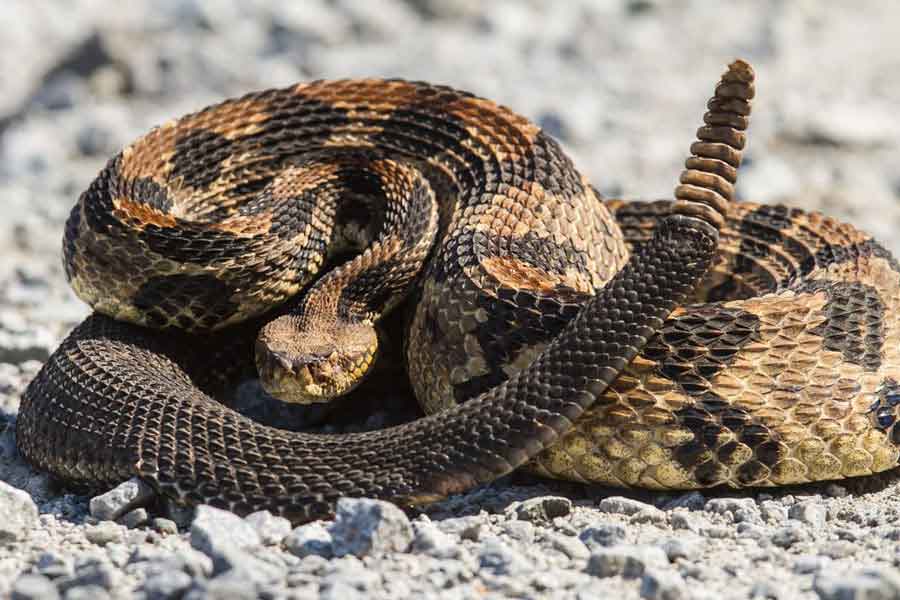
[{"xmin": 254, "ymin": 315, "xmax": 379, "ymax": 404}]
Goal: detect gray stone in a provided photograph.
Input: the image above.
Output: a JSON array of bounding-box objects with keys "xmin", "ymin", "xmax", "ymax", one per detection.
[
  {"xmin": 105, "ymin": 544, "xmax": 130, "ymax": 568},
  {"xmin": 185, "ymin": 571, "xmax": 260, "ymax": 600},
  {"xmin": 543, "ymin": 531, "xmax": 590, "ymax": 561},
  {"xmin": 284, "ymin": 521, "xmax": 334, "ymax": 559},
  {"xmin": 320, "ymin": 581, "xmax": 365, "ymax": 600},
  {"xmin": 410, "ymin": 520, "xmax": 460, "ymax": 559},
  {"xmin": 329, "ymin": 498, "xmax": 413, "ymax": 558},
  {"xmin": 11, "ymin": 574, "xmax": 60, "ymax": 600},
  {"xmin": 226, "ymin": 551, "xmax": 286, "ymax": 587},
  {"xmin": 670, "ymin": 512, "xmax": 701, "ymax": 533},
  {"xmin": 35, "ymin": 552, "xmax": 73, "ymax": 580},
  {"xmin": 501, "ymin": 519, "xmax": 535, "ymax": 543},
  {"xmin": 141, "ymin": 570, "xmax": 193, "ymax": 600},
  {"xmin": 814, "ymin": 567, "xmax": 900, "ymax": 600},
  {"xmin": 736, "ymin": 523, "xmax": 767, "ymax": 540},
  {"xmin": 579, "ymin": 523, "xmax": 627, "ymax": 549},
  {"xmin": 662, "ymin": 492, "xmax": 706, "ymax": 511},
  {"xmin": 151, "ymin": 518, "xmax": 179, "ymax": 535},
  {"xmin": 789, "ymin": 501, "xmax": 827, "ymax": 528},
  {"xmin": 0, "ymin": 480, "xmax": 38, "ymax": 544},
  {"xmin": 190, "ymin": 505, "xmax": 262, "ymax": 574},
  {"xmin": 321, "ymin": 556, "xmax": 380, "ymax": 592},
  {"xmin": 244, "ymin": 510, "xmax": 292, "ymax": 546},
  {"xmin": 477, "ymin": 536, "xmax": 531, "ymax": 576},
  {"xmin": 760, "ymin": 501, "xmax": 789, "ymax": 524},
  {"xmin": 586, "ymin": 545, "xmax": 668, "ymax": 579},
  {"xmin": 641, "ymin": 569, "xmax": 687, "ymax": 600},
  {"xmin": 118, "ymin": 508, "xmax": 149, "ymax": 529},
  {"xmin": 84, "ymin": 522, "xmax": 124, "ymax": 546},
  {"xmin": 661, "ymin": 537, "xmax": 701, "ymax": 562},
  {"xmin": 57, "ymin": 558, "xmax": 121, "ymax": 593},
  {"xmin": 630, "ymin": 507, "xmax": 668, "ymax": 525},
  {"xmin": 820, "ymin": 540, "xmax": 858, "ymax": 559},
  {"xmin": 825, "ymin": 483, "xmax": 849, "ymax": 498},
  {"xmin": 703, "ymin": 526, "xmax": 733, "ymax": 539},
  {"xmin": 62, "ymin": 586, "xmax": 111, "ymax": 600},
  {"xmin": 705, "ymin": 498, "xmax": 760, "ymax": 523},
  {"xmin": 771, "ymin": 524, "xmax": 809, "ymax": 548},
  {"xmin": 436, "ymin": 515, "xmax": 484, "ymax": 540},
  {"xmin": 88, "ymin": 478, "xmax": 155, "ymax": 521},
  {"xmin": 597, "ymin": 496, "xmax": 656, "ymax": 516},
  {"xmin": 749, "ymin": 580, "xmax": 781, "ymax": 599},
  {"xmin": 509, "ymin": 495, "xmax": 572, "ymax": 523},
  {"xmin": 126, "ymin": 546, "xmax": 213, "ymax": 579},
  {"xmin": 794, "ymin": 555, "xmax": 830, "ymax": 574}
]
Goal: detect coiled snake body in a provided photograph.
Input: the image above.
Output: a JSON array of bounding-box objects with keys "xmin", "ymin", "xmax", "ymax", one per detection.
[{"xmin": 16, "ymin": 61, "xmax": 900, "ymax": 523}]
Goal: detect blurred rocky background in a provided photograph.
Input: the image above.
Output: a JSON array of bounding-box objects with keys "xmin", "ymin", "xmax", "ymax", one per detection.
[{"xmin": 2, "ymin": 1, "xmax": 900, "ymax": 598}]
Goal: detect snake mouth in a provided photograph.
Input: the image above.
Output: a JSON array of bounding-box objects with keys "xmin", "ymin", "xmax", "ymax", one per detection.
[{"xmin": 254, "ymin": 339, "xmax": 379, "ymax": 404}]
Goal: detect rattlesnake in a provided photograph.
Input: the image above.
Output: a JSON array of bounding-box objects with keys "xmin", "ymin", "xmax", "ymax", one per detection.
[{"xmin": 17, "ymin": 60, "xmax": 900, "ymax": 524}]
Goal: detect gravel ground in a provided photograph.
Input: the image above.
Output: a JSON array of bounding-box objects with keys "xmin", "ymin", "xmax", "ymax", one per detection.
[{"xmin": 2, "ymin": 1, "xmax": 900, "ymax": 598}]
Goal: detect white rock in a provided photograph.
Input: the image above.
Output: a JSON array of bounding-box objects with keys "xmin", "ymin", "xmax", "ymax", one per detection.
[
  {"xmin": 0, "ymin": 480, "xmax": 38, "ymax": 543},
  {"xmin": 328, "ymin": 498, "xmax": 413, "ymax": 558},
  {"xmin": 89, "ymin": 478, "xmax": 155, "ymax": 521}
]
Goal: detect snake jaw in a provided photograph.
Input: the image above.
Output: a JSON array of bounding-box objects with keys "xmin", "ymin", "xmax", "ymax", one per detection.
[{"xmin": 254, "ymin": 318, "xmax": 380, "ymax": 405}]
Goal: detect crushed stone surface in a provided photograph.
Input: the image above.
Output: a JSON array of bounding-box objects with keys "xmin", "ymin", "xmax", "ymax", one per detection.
[{"xmin": 2, "ymin": 1, "xmax": 900, "ymax": 598}]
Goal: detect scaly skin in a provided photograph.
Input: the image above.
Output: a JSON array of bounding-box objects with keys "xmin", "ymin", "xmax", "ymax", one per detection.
[{"xmin": 19, "ymin": 61, "xmax": 900, "ymax": 523}]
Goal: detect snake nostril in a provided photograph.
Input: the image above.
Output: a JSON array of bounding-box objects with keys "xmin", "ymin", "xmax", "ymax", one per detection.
[{"xmin": 270, "ymin": 351, "xmax": 296, "ymax": 372}]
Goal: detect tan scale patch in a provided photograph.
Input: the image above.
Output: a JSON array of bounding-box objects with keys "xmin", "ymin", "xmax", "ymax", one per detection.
[
  {"xmin": 480, "ymin": 256, "xmax": 593, "ymax": 296},
  {"xmin": 530, "ymin": 242, "xmax": 900, "ymax": 488},
  {"xmin": 113, "ymin": 197, "xmax": 178, "ymax": 228}
]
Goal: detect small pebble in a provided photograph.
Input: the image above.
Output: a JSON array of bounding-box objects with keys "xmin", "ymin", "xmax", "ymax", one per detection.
[
  {"xmin": 478, "ymin": 536, "xmax": 532, "ymax": 576},
  {"xmin": 759, "ymin": 501, "xmax": 789, "ymax": 524},
  {"xmin": 35, "ymin": 552, "xmax": 73, "ymax": 579},
  {"xmin": 825, "ymin": 483, "xmax": 849, "ymax": 498},
  {"xmin": 410, "ymin": 520, "xmax": 459, "ymax": 559},
  {"xmin": 661, "ymin": 537, "xmax": 701, "ymax": 562},
  {"xmin": 245, "ymin": 510, "xmax": 293, "ymax": 546},
  {"xmin": 814, "ymin": 568, "xmax": 900, "ymax": 600},
  {"xmin": 630, "ymin": 507, "xmax": 668, "ymax": 525},
  {"xmin": 11, "ymin": 574, "xmax": 60, "ymax": 600},
  {"xmin": 789, "ymin": 501, "xmax": 827, "ymax": 529},
  {"xmin": 118, "ymin": 508, "xmax": 149, "ymax": 529},
  {"xmin": 85, "ymin": 522, "xmax": 124, "ymax": 546},
  {"xmin": 284, "ymin": 522, "xmax": 334, "ymax": 559},
  {"xmin": 329, "ymin": 498, "xmax": 414, "ymax": 558},
  {"xmin": 141, "ymin": 570, "xmax": 193, "ymax": 600},
  {"xmin": 597, "ymin": 496, "xmax": 656, "ymax": 516},
  {"xmin": 586, "ymin": 545, "xmax": 668, "ymax": 578},
  {"xmin": 670, "ymin": 512, "xmax": 702, "ymax": 533},
  {"xmin": 61, "ymin": 585, "xmax": 111, "ymax": 600},
  {"xmin": 661, "ymin": 492, "xmax": 706, "ymax": 511},
  {"xmin": 543, "ymin": 531, "xmax": 590, "ymax": 561},
  {"xmin": 793, "ymin": 555, "xmax": 830, "ymax": 574},
  {"xmin": 501, "ymin": 519, "xmax": 535, "ymax": 544},
  {"xmin": 771, "ymin": 525, "xmax": 809, "ymax": 549},
  {"xmin": 579, "ymin": 523, "xmax": 627, "ymax": 549},
  {"xmin": 0, "ymin": 480, "xmax": 39, "ymax": 543},
  {"xmin": 88, "ymin": 478, "xmax": 155, "ymax": 521},
  {"xmin": 819, "ymin": 540, "xmax": 858, "ymax": 559},
  {"xmin": 704, "ymin": 498, "xmax": 760, "ymax": 524},
  {"xmin": 509, "ymin": 496, "xmax": 572, "ymax": 523},
  {"xmin": 190, "ymin": 505, "xmax": 263, "ymax": 574},
  {"xmin": 640, "ymin": 569, "xmax": 687, "ymax": 600},
  {"xmin": 57, "ymin": 558, "xmax": 121, "ymax": 593},
  {"xmin": 151, "ymin": 518, "xmax": 179, "ymax": 535},
  {"xmin": 436, "ymin": 515, "xmax": 484, "ymax": 541}
]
